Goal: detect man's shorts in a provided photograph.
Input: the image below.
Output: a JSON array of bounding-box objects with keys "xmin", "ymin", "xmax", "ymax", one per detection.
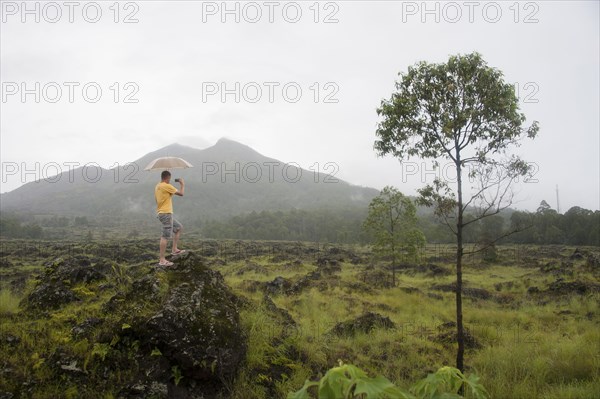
[{"xmin": 157, "ymin": 213, "xmax": 182, "ymax": 239}]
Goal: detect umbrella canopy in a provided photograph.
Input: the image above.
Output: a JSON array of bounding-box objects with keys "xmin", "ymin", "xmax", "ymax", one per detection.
[{"xmin": 144, "ymin": 157, "xmax": 194, "ymax": 171}]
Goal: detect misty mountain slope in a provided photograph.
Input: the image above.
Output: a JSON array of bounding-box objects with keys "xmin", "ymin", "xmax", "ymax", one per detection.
[{"xmin": 0, "ymin": 139, "xmax": 379, "ymax": 220}]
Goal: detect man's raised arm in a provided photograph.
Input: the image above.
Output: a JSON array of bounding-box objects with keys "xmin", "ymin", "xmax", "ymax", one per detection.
[{"xmin": 174, "ymin": 178, "xmax": 185, "ymax": 196}]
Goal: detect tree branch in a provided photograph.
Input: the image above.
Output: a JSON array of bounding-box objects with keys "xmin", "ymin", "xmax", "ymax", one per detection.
[{"xmin": 463, "ymin": 223, "xmax": 534, "ymax": 256}]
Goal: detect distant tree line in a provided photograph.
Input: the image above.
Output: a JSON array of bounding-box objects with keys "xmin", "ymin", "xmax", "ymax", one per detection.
[
  {"xmin": 0, "ymin": 214, "xmax": 92, "ymax": 239},
  {"xmin": 413, "ymin": 203, "xmax": 599, "ymax": 247},
  {"xmin": 508, "ymin": 201, "xmax": 600, "ymax": 246},
  {"xmin": 199, "ymin": 207, "xmax": 370, "ymax": 244},
  {"xmin": 199, "ymin": 202, "xmax": 599, "ymax": 247},
  {"xmin": 0, "ymin": 216, "xmax": 43, "ymax": 239},
  {"xmin": 2, "ymin": 201, "xmax": 598, "ymax": 246}
]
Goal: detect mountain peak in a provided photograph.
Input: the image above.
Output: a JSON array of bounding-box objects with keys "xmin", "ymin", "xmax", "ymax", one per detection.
[
  {"xmin": 139, "ymin": 143, "xmax": 197, "ymax": 163},
  {"xmin": 159, "ymin": 143, "xmax": 195, "ymax": 152},
  {"xmin": 214, "ymin": 137, "xmax": 248, "ymax": 148},
  {"xmin": 209, "ymin": 137, "xmax": 267, "ymax": 159}
]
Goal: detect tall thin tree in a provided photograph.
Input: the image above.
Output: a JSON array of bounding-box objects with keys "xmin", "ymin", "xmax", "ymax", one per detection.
[{"xmin": 374, "ymin": 52, "xmax": 539, "ymax": 371}]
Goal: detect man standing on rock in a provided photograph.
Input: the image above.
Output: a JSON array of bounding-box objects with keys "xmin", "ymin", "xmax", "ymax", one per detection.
[{"xmin": 155, "ymin": 170, "xmax": 186, "ymax": 267}]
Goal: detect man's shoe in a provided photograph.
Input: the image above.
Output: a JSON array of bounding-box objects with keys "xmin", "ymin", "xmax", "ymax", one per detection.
[{"xmin": 158, "ymin": 260, "xmax": 174, "ymax": 267}]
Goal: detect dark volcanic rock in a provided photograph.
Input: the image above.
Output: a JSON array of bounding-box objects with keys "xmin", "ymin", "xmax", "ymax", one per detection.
[
  {"xmin": 432, "ymin": 321, "xmax": 481, "ymax": 350},
  {"xmin": 400, "ymin": 286, "xmax": 421, "ymax": 294},
  {"xmin": 316, "ymin": 257, "xmax": 342, "ymax": 274},
  {"xmin": 198, "ymin": 241, "xmax": 219, "ymax": 257},
  {"xmin": 463, "ymin": 287, "xmax": 493, "ymax": 300},
  {"xmin": 25, "ymin": 255, "xmax": 111, "ymax": 310},
  {"xmin": 422, "ymin": 263, "xmax": 452, "ymax": 276},
  {"xmin": 130, "ymin": 274, "xmax": 162, "ymax": 299},
  {"xmin": 264, "ymin": 276, "xmax": 293, "ymax": 295},
  {"xmin": 235, "ymin": 261, "xmax": 268, "ymax": 276},
  {"xmin": 540, "ymin": 261, "xmax": 574, "ymax": 277},
  {"xmin": 25, "ymin": 281, "xmax": 79, "ymax": 310},
  {"xmin": 329, "ymin": 311, "xmax": 395, "ymax": 337},
  {"xmin": 289, "ymin": 270, "xmax": 321, "ymax": 294},
  {"xmin": 344, "ymin": 281, "xmax": 375, "ymax": 293},
  {"xmin": 71, "ymin": 317, "xmax": 103, "ymax": 339},
  {"xmin": 140, "ymin": 253, "xmax": 246, "ymax": 383},
  {"xmin": 399, "ymin": 263, "xmax": 452, "ymax": 277},
  {"xmin": 283, "ymin": 259, "xmax": 303, "ymax": 269},
  {"xmin": 545, "ymin": 279, "xmax": 600, "ymax": 296},
  {"xmin": 77, "ymin": 251, "xmax": 250, "ymax": 398},
  {"xmin": 45, "ymin": 256, "xmax": 110, "ymax": 282},
  {"xmin": 430, "ymin": 282, "xmax": 492, "ymax": 300},
  {"xmin": 321, "ymin": 247, "xmax": 361, "ymax": 264},
  {"xmin": 358, "ymin": 268, "xmax": 395, "ymax": 289},
  {"xmin": 262, "ymin": 294, "xmax": 296, "ymax": 329},
  {"xmin": 0, "ymin": 258, "xmax": 14, "ymax": 268},
  {"xmin": 570, "ymin": 248, "xmax": 584, "ymax": 260},
  {"xmin": 527, "ymin": 286, "xmax": 540, "ymax": 295},
  {"xmin": 586, "ymin": 255, "xmax": 600, "ymax": 271},
  {"xmin": 207, "ymin": 258, "xmax": 226, "ymax": 267},
  {"xmin": 427, "ymin": 292, "xmax": 444, "ymax": 300}
]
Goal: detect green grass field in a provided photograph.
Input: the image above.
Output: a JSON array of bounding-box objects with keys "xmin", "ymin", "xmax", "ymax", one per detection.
[{"xmin": 0, "ymin": 239, "xmax": 598, "ymax": 398}]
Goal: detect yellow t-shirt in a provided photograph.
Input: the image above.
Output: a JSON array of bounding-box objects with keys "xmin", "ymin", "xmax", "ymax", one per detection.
[{"xmin": 155, "ymin": 182, "xmax": 178, "ymax": 214}]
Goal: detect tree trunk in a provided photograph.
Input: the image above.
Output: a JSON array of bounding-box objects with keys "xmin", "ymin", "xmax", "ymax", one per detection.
[
  {"xmin": 456, "ymin": 161, "xmax": 465, "ymax": 374},
  {"xmin": 390, "ymin": 205, "xmax": 396, "ymax": 287}
]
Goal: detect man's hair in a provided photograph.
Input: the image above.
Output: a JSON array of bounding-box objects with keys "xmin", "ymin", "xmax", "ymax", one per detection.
[{"xmin": 161, "ymin": 170, "xmax": 171, "ymax": 180}]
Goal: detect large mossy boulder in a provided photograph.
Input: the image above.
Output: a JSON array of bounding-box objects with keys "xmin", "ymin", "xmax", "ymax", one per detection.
[
  {"xmin": 144, "ymin": 257, "xmax": 246, "ymax": 380},
  {"xmin": 120, "ymin": 251, "xmax": 247, "ymax": 397},
  {"xmin": 20, "ymin": 251, "xmax": 247, "ymax": 398}
]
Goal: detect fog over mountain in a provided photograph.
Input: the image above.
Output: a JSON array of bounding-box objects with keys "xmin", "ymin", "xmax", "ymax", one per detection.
[{"xmin": 0, "ymin": 138, "xmax": 379, "ymax": 220}]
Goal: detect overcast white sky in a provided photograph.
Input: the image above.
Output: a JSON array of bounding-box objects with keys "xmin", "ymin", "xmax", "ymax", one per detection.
[{"xmin": 1, "ymin": 0, "xmax": 599, "ymax": 212}]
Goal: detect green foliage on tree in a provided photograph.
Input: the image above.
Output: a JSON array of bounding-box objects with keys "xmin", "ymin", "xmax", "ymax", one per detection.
[
  {"xmin": 509, "ymin": 202, "xmax": 599, "ymax": 246},
  {"xmin": 374, "ymin": 52, "xmax": 539, "ymax": 372},
  {"xmin": 363, "ymin": 186, "xmax": 425, "ymax": 285}
]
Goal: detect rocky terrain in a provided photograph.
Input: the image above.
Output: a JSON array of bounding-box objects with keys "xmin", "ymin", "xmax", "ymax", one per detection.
[{"xmin": 1, "ymin": 240, "xmax": 599, "ymax": 398}]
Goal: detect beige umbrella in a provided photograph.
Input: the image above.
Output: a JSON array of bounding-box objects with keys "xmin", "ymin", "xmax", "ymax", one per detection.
[{"xmin": 144, "ymin": 157, "xmax": 193, "ymax": 171}]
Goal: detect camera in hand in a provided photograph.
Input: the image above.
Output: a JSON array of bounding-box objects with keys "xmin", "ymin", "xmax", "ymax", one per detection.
[{"xmin": 174, "ymin": 178, "xmax": 180, "ymax": 183}]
